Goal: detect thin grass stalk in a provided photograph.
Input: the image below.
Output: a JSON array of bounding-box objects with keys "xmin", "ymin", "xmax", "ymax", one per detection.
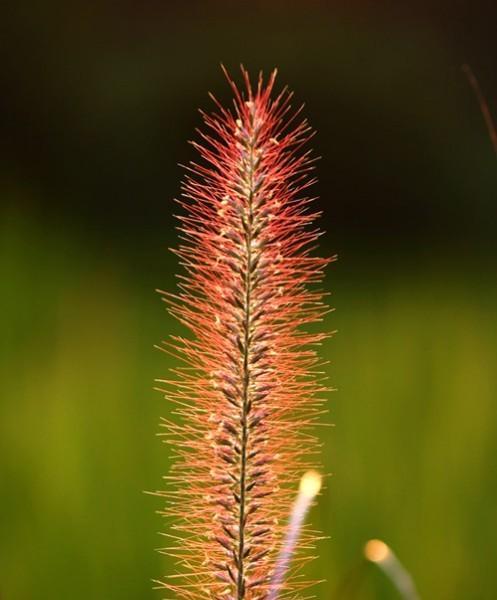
[
  {"xmin": 267, "ymin": 471, "xmax": 322, "ymax": 600},
  {"xmin": 364, "ymin": 539, "xmax": 420, "ymax": 600},
  {"xmin": 462, "ymin": 64, "xmax": 497, "ymax": 156}
]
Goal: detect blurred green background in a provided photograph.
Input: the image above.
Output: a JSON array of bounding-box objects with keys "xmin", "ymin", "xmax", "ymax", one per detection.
[{"xmin": 1, "ymin": 1, "xmax": 497, "ymax": 599}]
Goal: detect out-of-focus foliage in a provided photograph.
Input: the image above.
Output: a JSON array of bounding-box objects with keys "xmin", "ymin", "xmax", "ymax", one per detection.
[
  {"xmin": 1, "ymin": 211, "xmax": 496, "ymax": 599},
  {"xmin": 1, "ymin": 1, "xmax": 497, "ymax": 599}
]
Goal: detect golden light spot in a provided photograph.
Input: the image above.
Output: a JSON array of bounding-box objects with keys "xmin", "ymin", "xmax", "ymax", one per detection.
[
  {"xmin": 364, "ymin": 539, "xmax": 390, "ymax": 563},
  {"xmin": 299, "ymin": 470, "xmax": 322, "ymax": 499}
]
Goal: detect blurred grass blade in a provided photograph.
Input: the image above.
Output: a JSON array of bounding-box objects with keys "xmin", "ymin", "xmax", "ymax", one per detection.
[
  {"xmin": 364, "ymin": 539, "xmax": 420, "ymax": 600},
  {"xmin": 462, "ymin": 64, "xmax": 497, "ymax": 156},
  {"xmin": 268, "ymin": 471, "xmax": 322, "ymax": 600}
]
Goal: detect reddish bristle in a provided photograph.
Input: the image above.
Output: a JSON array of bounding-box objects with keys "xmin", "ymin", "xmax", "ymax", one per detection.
[{"xmin": 156, "ymin": 67, "xmax": 332, "ymax": 600}]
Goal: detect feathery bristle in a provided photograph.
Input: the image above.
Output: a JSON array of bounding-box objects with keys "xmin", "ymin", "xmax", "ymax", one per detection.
[{"xmin": 156, "ymin": 66, "xmax": 332, "ymax": 600}]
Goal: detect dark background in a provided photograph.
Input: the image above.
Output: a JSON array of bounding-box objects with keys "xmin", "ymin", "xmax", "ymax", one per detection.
[{"xmin": 1, "ymin": 1, "xmax": 497, "ymax": 599}]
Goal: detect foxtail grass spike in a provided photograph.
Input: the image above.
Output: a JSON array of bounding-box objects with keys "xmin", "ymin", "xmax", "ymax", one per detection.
[
  {"xmin": 364, "ymin": 539, "xmax": 421, "ymax": 600},
  {"xmin": 155, "ymin": 66, "xmax": 332, "ymax": 600}
]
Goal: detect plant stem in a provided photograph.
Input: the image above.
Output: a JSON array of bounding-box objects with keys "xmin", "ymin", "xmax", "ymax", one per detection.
[{"xmin": 237, "ymin": 104, "xmax": 257, "ymax": 600}]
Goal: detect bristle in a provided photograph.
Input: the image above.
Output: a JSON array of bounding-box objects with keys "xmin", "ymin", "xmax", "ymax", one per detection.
[{"xmin": 157, "ymin": 67, "xmax": 332, "ymax": 600}]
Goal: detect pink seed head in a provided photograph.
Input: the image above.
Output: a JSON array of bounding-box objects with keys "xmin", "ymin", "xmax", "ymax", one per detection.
[{"xmin": 156, "ymin": 66, "xmax": 332, "ymax": 600}]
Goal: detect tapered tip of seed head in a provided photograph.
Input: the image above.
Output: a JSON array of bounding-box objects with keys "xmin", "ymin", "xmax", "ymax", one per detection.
[
  {"xmin": 299, "ymin": 470, "xmax": 322, "ymax": 499},
  {"xmin": 364, "ymin": 539, "xmax": 391, "ymax": 563}
]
